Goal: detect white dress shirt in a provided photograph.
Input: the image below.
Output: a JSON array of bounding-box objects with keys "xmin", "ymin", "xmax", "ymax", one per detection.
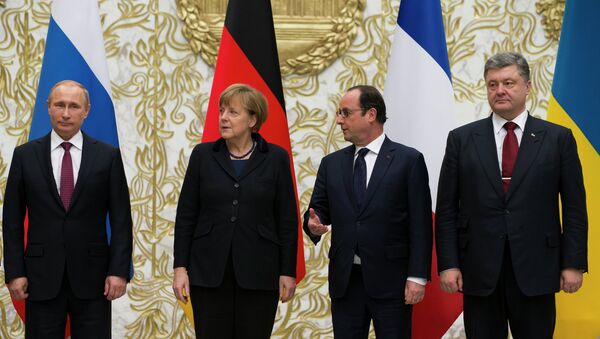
[
  {"xmin": 492, "ymin": 110, "xmax": 528, "ymax": 173},
  {"xmin": 50, "ymin": 130, "xmax": 83, "ymax": 191},
  {"xmin": 353, "ymin": 133, "xmax": 426, "ymax": 286}
]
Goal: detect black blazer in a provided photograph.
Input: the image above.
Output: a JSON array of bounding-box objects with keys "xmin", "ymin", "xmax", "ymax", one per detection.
[
  {"xmin": 2, "ymin": 133, "xmax": 133, "ymax": 301},
  {"xmin": 303, "ymin": 137, "xmax": 432, "ymax": 299},
  {"xmin": 173, "ymin": 134, "xmax": 298, "ymax": 290},
  {"xmin": 435, "ymin": 115, "xmax": 588, "ymax": 297}
]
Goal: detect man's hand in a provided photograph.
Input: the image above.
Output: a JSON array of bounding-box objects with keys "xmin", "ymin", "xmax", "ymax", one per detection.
[
  {"xmin": 307, "ymin": 208, "xmax": 329, "ymax": 236},
  {"xmin": 279, "ymin": 275, "xmax": 296, "ymax": 303},
  {"xmin": 104, "ymin": 276, "xmax": 127, "ymax": 301},
  {"xmin": 404, "ymin": 280, "xmax": 425, "ymax": 305},
  {"xmin": 173, "ymin": 267, "xmax": 190, "ymax": 304},
  {"xmin": 440, "ymin": 269, "xmax": 463, "ymax": 293},
  {"xmin": 560, "ymin": 268, "xmax": 583, "ymax": 293},
  {"xmin": 8, "ymin": 277, "xmax": 29, "ymax": 300}
]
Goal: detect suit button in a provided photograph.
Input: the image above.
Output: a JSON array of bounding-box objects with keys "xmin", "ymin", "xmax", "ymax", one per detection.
[
  {"xmin": 230, "ymin": 216, "xmax": 237, "ymax": 222},
  {"xmin": 232, "ymin": 200, "xmax": 238, "ymax": 205},
  {"xmin": 504, "ymin": 209, "xmax": 510, "ymax": 215},
  {"xmin": 356, "ymin": 221, "xmax": 361, "ymax": 226},
  {"xmin": 499, "ymin": 234, "xmax": 505, "ymax": 239},
  {"xmin": 234, "ymin": 183, "xmax": 240, "ymax": 188}
]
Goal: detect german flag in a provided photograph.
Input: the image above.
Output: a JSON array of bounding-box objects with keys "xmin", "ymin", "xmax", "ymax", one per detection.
[{"xmin": 202, "ymin": 0, "xmax": 306, "ymax": 282}]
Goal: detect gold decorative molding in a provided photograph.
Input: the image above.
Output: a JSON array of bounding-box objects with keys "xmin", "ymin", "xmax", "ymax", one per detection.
[
  {"xmin": 177, "ymin": 0, "xmax": 365, "ymax": 75},
  {"xmin": 535, "ymin": 0, "xmax": 565, "ymax": 42},
  {"xmin": 0, "ymin": 1, "xmax": 560, "ymax": 338}
]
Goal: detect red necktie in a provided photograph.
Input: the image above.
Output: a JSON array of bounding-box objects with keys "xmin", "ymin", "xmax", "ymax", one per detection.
[
  {"xmin": 502, "ymin": 122, "xmax": 518, "ymax": 193},
  {"xmin": 60, "ymin": 142, "xmax": 74, "ymax": 210}
]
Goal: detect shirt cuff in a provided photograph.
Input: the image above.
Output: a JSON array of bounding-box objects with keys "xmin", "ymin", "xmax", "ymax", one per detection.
[{"xmin": 407, "ymin": 276, "xmax": 427, "ymax": 286}]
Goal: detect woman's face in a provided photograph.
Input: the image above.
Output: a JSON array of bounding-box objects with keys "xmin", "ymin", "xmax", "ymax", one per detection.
[{"xmin": 219, "ymin": 96, "xmax": 257, "ymax": 141}]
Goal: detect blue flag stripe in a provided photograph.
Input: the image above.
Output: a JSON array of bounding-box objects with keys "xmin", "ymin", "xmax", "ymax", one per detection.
[
  {"xmin": 30, "ymin": 17, "xmax": 118, "ymax": 147},
  {"xmin": 551, "ymin": 1, "xmax": 600, "ymax": 152},
  {"xmin": 397, "ymin": 0, "xmax": 451, "ymax": 80}
]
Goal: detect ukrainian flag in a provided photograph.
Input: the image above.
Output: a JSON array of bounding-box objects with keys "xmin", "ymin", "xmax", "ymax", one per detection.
[{"xmin": 547, "ymin": 1, "xmax": 600, "ymax": 337}]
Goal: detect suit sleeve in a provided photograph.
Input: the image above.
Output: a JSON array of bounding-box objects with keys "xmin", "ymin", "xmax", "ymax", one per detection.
[
  {"xmin": 558, "ymin": 129, "xmax": 588, "ymax": 271},
  {"xmin": 302, "ymin": 158, "xmax": 330, "ymax": 245},
  {"xmin": 2, "ymin": 148, "xmax": 27, "ymax": 283},
  {"xmin": 274, "ymin": 151, "xmax": 299, "ymax": 277},
  {"xmin": 435, "ymin": 130, "xmax": 461, "ymax": 272},
  {"xmin": 407, "ymin": 152, "xmax": 433, "ymax": 280},
  {"xmin": 107, "ymin": 149, "xmax": 133, "ymax": 279},
  {"xmin": 173, "ymin": 145, "xmax": 202, "ymax": 269}
]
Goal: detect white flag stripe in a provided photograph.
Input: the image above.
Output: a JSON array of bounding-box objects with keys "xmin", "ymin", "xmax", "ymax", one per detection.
[
  {"xmin": 52, "ymin": 0, "xmax": 112, "ymax": 95},
  {"xmin": 384, "ymin": 27, "xmax": 456, "ymax": 207}
]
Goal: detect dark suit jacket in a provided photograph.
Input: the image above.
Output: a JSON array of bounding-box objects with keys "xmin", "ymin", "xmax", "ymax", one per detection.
[
  {"xmin": 173, "ymin": 133, "xmax": 298, "ymax": 291},
  {"xmin": 304, "ymin": 137, "xmax": 432, "ymax": 299},
  {"xmin": 2, "ymin": 132, "xmax": 133, "ymax": 301},
  {"xmin": 435, "ymin": 115, "xmax": 588, "ymax": 297}
]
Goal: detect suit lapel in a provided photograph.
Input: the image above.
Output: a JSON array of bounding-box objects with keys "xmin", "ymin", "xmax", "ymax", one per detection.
[
  {"xmin": 342, "ymin": 145, "xmax": 357, "ymax": 209},
  {"xmin": 473, "ymin": 118, "xmax": 504, "ymax": 199},
  {"xmin": 35, "ymin": 134, "xmax": 64, "ymax": 209},
  {"xmin": 212, "ymin": 145, "xmax": 238, "ymax": 181},
  {"xmin": 70, "ymin": 134, "xmax": 99, "ymax": 210},
  {"xmin": 506, "ymin": 115, "xmax": 545, "ymax": 201},
  {"xmin": 360, "ymin": 138, "xmax": 394, "ymax": 214}
]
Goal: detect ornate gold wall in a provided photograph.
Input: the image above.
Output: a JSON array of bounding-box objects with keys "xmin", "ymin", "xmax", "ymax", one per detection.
[{"xmin": 0, "ymin": 0, "xmax": 561, "ymax": 338}]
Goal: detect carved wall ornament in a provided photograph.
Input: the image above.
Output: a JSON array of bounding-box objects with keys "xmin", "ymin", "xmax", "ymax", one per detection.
[
  {"xmin": 536, "ymin": 0, "xmax": 565, "ymax": 42},
  {"xmin": 177, "ymin": 0, "xmax": 366, "ymax": 75}
]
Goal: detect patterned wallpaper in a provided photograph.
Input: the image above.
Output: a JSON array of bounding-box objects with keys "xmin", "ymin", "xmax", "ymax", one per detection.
[{"xmin": 0, "ymin": 0, "xmax": 561, "ymax": 337}]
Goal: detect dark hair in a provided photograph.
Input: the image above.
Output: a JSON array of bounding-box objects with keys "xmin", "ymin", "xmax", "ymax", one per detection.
[
  {"xmin": 484, "ymin": 52, "xmax": 530, "ymax": 82},
  {"xmin": 347, "ymin": 85, "xmax": 387, "ymax": 124}
]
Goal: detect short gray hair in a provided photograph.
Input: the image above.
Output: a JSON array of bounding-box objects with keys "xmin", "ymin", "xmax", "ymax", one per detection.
[
  {"xmin": 484, "ymin": 52, "xmax": 530, "ymax": 82},
  {"xmin": 47, "ymin": 80, "xmax": 91, "ymax": 108}
]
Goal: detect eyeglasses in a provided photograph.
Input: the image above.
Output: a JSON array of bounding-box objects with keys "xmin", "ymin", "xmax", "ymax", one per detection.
[{"xmin": 336, "ymin": 107, "xmax": 364, "ymax": 118}]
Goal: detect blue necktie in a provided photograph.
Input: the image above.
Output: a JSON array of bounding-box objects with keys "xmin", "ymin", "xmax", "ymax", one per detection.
[{"xmin": 353, "ymin": 148, "xmax": 369, "ymax": 208}]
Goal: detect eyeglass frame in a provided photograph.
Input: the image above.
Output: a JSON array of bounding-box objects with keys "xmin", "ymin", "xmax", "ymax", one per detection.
[{"xmin": 336, "ymin": 107, "xmax": 367, "ymax": 118}]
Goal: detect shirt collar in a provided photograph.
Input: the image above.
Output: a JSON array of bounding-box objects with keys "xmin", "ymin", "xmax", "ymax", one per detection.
[
  {"xmin": 355, "ymin": 132, "xmax": 385, "ymax": 156},
  {"xmin": 492, "ymin": 109, "xmax": 528, "ymax": 135},
  {"xmin": 51, "ymin": 130, "xmax": 83, "ymax": 150}
]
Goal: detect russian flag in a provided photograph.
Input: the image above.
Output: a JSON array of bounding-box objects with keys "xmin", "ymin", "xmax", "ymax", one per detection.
[
  {"xmin": 383, "ymin": 0, "xmax": 463, "ymax": 337},
  {"xmin": 13, "ymin": 0, "xmax": 122, "ymax": 331},
  {"xmin": 546, "ymin": 1, "xmax": 600, "ymax": 337}
]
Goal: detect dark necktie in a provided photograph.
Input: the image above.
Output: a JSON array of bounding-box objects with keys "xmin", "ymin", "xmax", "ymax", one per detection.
[
  {"xmin": 60, "ymin": 142, "xmax": 74, "ymax": 210},
  {"xmin": 502, "ymin": 122, "xmax": 518, "ymax": 193},
  {"xmin": 353, "ymin": 148, "xmax": 369, "ymax": 208}
]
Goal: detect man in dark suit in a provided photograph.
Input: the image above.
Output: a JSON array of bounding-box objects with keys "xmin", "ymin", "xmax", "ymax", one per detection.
[
  {"xmin": 436, "ymin": 52, "xmax": 588, "ymax": 339},
  {"xmin": 304, "ymin": 85, "xmax": 432, "ymax": 338},
  {"xmin": 3, "ymin": 80, "xmax": 133, "ymax": 338}
]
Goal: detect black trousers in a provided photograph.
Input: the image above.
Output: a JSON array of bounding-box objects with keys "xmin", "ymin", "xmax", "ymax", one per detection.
[
  {"xmin": 190, "ymin": 255, "xmax": 279, "ymax": 339},
  {"xmin": 25, "ymin": 271, "xmax": 111, "ymax": 339},
  {"xmin": 464, "ymin": 242, "xmax": 555, "ymax": 339},
  {"xmin": 331, "ymin": 264, "xmax": 412, "ymax": 339}
]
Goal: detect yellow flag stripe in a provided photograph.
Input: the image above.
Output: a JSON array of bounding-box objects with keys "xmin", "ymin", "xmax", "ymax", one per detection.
[{"xmin": 548, "ymin": 95, "xmax": 600, "ymax": 338}]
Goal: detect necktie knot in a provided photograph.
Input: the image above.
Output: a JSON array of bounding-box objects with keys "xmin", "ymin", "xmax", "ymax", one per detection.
[
  {"xmin": 61, "ymin": 142, "xmax": 72, "ymax": 152},
  {"xmin": 357, "ymin": 148, "xmax": 369, "ymax": 159},
  {"xmin": 504, "ymin": 121, "xmax": 517, "ymax": 132}
]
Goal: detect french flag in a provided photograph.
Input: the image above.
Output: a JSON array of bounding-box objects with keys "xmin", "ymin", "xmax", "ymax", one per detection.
[
  {"xmin": 14, "ymin": 0, "xmax": 122, "ymax": 332},
  {"xmin": 383, "ymin": 0, "xmax": 462, "ymax": 337}
]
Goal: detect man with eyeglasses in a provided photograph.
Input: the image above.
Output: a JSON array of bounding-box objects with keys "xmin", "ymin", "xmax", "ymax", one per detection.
[
  {"xmin": 436, "ymin": 52, "xmax": 588, "ymax": 338},
  {"xmin": 303, "ymin": 85, "xmax": 433, "ymax": 338}
]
